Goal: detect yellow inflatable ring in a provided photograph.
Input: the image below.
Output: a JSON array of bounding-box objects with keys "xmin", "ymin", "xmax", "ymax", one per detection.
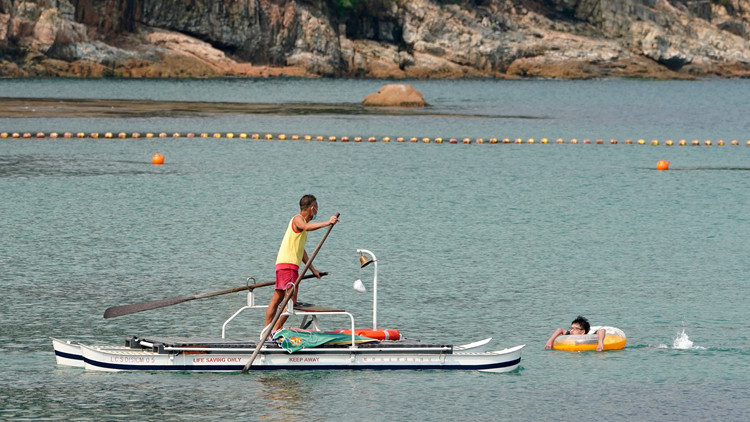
[{"xmin": 552, "ymin": 326, "xmax": 626, "ymax": 351}]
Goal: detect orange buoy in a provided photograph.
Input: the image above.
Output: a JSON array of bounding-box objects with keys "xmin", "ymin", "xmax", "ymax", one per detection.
[
  {"xmin": 656, "ymin": 160, "xmax": 669, "ymax": 171},
  {"xmin": 152, "ymin": 153, "xmax": 165, "ymax": 165},
  {"xmin": 334, "ymin": 328, "xmax": 401, "ymax": 341}
]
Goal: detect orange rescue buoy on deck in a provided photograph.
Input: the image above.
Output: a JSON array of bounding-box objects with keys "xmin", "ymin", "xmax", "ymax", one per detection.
[{"xmin": 335, "ymin": 328, "xmax": 401, "ymax": 341}]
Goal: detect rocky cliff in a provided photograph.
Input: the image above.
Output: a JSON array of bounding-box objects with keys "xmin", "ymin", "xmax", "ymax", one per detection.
[{"xmin": 1, "ymin": 0, "xmax": 750, "ymax": 79}]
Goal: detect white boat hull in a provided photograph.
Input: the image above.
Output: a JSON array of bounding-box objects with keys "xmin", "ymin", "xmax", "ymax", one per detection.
[
  {"xmin": 54, "ymin": 337, "xmax": 524, "ymax": 373},
  {"xmin": 51, "ymin": 337, "xmax": 133, "ymax": 368}
]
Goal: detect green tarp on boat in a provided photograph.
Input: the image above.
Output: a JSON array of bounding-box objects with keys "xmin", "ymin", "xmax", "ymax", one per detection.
[{"xmin": 273, "ymin": 328, "xmax": 377, "ymax": 353}]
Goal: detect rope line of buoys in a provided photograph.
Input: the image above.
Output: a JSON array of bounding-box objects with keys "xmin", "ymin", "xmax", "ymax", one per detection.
[{"xmin": 2, "ymin": 132, "xmax": 750, "ymax": 146}]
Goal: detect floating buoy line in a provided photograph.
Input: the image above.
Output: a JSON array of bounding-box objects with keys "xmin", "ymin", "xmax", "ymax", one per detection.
[{"xmin": 2, "ymin": 131, "xmax": 749, "ymax": 146}]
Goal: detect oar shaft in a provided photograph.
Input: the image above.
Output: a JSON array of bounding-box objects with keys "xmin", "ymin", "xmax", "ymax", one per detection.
[
  {"xmin": 102, "ymin": 273, "xmax": 326, "ymax": 318},
  {"xmin": 242, "ymin": 212, "xmax": 339, "ymax": 373}
]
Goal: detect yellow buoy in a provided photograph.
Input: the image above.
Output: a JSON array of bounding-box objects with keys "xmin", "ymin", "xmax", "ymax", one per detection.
[{"xmin": 552, "ymin": 326, "xmax": 627, "ymax": 351}]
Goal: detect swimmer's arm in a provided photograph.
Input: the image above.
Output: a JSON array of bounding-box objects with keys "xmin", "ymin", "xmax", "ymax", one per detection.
[
  {"xmin": 545, "ymin": 328, "xmax": 566, "ymax": 349},
  {"xmin": 596, "ymin": 329, "xmax": 605, "ymax": 351}
]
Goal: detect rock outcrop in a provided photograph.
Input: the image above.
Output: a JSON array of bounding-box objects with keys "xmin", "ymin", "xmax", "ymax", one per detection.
[
  {"xmin": 362, "ymin": 84, "xmax": 426, "ymax": 107},
  {"xmin": 1, "ymin": 0, "xmax": 750, "ymax": 79}
]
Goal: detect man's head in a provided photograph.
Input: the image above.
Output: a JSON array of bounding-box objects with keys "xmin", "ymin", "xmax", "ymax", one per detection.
[
  {"xmin": 570, "ymin": 315, "xmax": 590, "ymax": 334},
  {"xmin": 299, "ymin": 194, "xmax": 317, "ymax": 211}
]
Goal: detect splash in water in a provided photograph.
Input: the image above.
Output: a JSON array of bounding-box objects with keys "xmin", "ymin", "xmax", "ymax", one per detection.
[{"xmin": 672, "ymin": 329, "xmax": 705, "ymax": 350}]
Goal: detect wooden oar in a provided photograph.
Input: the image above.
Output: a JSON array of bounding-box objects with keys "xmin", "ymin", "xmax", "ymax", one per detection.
[
  {"xmin": 103, "ymin": 272, "xmax": 327, "ymax": 319},
  {"xmin": 242, "ymin": 212, "xmax": 340, "ymax": 373}
]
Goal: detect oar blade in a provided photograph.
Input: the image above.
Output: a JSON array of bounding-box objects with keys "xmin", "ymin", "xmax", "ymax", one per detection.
[{"xmin": 103, "ymin": 296, "xmax": 193, "ymax": 319}]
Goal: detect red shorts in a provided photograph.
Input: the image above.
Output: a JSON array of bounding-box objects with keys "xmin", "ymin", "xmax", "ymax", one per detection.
[{"xmin": 275, "ymin": 267, "xmax": 299, "ymax": 290}]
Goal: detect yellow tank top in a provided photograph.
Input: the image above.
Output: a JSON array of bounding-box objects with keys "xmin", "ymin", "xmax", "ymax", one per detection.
[{"xmin": 275, "ymin": 216, "xmax": 307, "ymax": 267}]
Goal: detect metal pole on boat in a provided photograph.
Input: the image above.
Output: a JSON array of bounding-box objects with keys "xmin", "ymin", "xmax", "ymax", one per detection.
[{"xmin": 357, "ymin": 249, "xmax": 377, "ymax": 330}]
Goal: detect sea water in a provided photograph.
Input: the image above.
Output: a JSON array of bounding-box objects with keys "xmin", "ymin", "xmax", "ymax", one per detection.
[{"xmin": 1, "ymin": 78, "xmax": 749, "ymax": 420}]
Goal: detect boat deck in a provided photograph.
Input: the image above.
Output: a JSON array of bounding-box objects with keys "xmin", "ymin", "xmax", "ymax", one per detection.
[{"xmin": 127, "ymin": 335, "xmax": 454, "ymax": 354}]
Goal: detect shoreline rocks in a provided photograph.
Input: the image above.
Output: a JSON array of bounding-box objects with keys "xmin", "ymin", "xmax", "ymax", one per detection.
[{"xmin": 1, "ymin": 0, "xmax": 750, "ymax": 79}]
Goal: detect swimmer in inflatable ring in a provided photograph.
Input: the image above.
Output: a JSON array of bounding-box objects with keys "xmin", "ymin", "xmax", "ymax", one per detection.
[{"xmin": 545, "ymin": 315, "xmax": 605, "ymax": 351}]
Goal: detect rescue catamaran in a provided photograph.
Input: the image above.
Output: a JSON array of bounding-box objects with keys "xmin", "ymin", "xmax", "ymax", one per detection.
[{"xmin": 52, "ymin": 249, "xmax": 524, "ymax": 373}]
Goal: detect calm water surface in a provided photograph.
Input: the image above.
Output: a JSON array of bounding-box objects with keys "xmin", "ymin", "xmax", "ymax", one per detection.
[{"xmin": 1, "ymin": 79, "xmax": 749, "ymax": 421}]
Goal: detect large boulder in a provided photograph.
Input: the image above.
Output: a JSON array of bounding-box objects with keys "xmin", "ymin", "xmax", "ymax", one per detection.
[{"xmin": 362, "ymin": 84, "xmax": 426, "ymax": 107}]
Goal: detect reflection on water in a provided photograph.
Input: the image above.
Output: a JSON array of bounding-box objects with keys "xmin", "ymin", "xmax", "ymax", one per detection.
[
  {"xmin": 0, "ymin": 154, "xmax": 171, "ymax": 178},
  {"xmin": 0, "ymin": 97, "xmax": 545, "ymax": 119},
  {"xmin": 256, "ymin": 375, "xmax": 306, "ymax": 421}
]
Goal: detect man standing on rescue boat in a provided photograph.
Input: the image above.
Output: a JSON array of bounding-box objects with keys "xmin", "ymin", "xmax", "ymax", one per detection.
[{"xmin": 264, "ymin": 194, "xmax": 338, "ymax": 337}]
